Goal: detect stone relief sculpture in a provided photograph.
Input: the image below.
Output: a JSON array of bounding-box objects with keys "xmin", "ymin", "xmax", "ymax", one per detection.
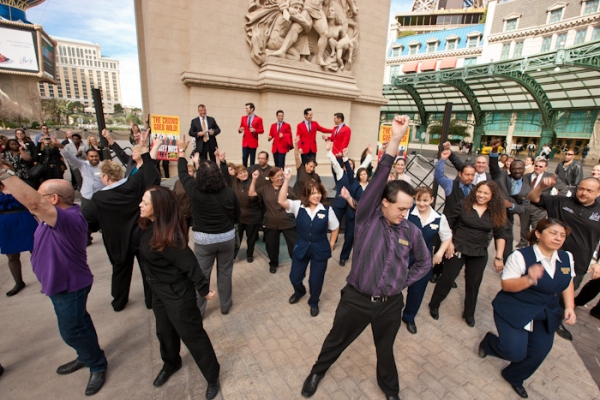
[{"xmin": 245, "ymin": 0, "xmax": 359, "ymax": 72}]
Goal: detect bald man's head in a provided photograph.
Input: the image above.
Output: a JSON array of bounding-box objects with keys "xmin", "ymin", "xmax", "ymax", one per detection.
[{"xmin": 39, "ymin": 179, "xmax": 75, "ymax": 206}]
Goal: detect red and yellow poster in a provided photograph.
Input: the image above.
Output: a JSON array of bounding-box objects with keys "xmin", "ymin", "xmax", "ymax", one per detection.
[
  {"xmin": 150, "ymin": 114, "xmax": 180, "ymax": 161},
  {"xmin": 377, "ymin": 123, "xmax": 410, "ymax": 159}
]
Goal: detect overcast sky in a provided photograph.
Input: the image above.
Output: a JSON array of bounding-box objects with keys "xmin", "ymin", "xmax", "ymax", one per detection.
[{"xmin": 28, "ymin": 0, "xmax": 413, "ymax": 108}]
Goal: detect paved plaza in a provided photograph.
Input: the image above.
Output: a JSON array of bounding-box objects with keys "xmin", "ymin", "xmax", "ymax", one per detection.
[{"xmin": 1, "ymin": 151, "xmax": 600, "ymax": 400}]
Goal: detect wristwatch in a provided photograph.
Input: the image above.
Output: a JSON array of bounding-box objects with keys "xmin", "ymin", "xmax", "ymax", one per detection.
[
  {"xmin": 494, "ymin": 257, "xmax": 503, "ymax": 261},
  {"xmin": 0, "ymin": 169, "xmax": 16, "ymax": 181}
]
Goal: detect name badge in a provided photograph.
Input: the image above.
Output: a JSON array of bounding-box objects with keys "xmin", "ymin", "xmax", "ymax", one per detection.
[
  {"xmin": 317, "ymin": 213, "xmax": 325, "ymax": 219},
  {"xmin": 561, "ymin": 267, "xmax": 570, "ymax": 274},
  {"xmin": 399, "ymin": 239, "xmax": 409, "ymax": 246},
  {"xmin": 430, "ymin": 224, "xmax": 439, "ymax": 230}
]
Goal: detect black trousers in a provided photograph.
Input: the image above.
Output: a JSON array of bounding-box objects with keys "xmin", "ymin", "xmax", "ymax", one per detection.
[
  {"xmin": 273, "ymin": 152, "xmax": 286, "ymax": 168},
  {"xmin": 242, "ymin": 147, "xmax": 256, "ymax": 167},
  {"xmin": 429, "ymin": 254, "xmax": 488, "ymax": 318},
  {"xmin": 575, "ymin": 277, "xmax": 600, "ymax": 311},
  {"xmin": 301, "ymin": 152, "xmax": 316, "ymax": 165},
  {"xmin": 238, "ymin": 222, "xmax": 260, "ymax": 258},
  {"xmin": 149, "ymin": 279, "xmax": 220, "ymax": 383},
  {"xmin": 264, "ymin": 227, "xmax": 297, "ymax": 268},
  {"xmin": 108, "ymin": 251, "xmax": 152, "ymax": 310},
  {"xmin": 310, "ymin": 285, "xmax": 404, "ymax": 397}
]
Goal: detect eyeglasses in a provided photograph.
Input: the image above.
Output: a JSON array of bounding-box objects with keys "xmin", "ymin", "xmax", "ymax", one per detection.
[
  {"xmin": 565, "ymin": 153, "xmax": 574, "ymax": 156},
  {"xmin": 41, "ymin": 193, "xmax": 64, "ymax": 198}
]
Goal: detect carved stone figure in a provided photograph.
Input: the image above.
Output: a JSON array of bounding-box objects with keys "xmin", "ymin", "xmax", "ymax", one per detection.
[{"xmin": 245, "ymin": 0, "xmax": 359, "ymax": 72}]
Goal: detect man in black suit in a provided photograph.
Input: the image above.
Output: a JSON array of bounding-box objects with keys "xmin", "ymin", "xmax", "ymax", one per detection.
[
  {"xmin": 442, "ymin": 141, "xmax": 492, "ymax": 184},
  {"xmin": 517, "ymin": 158, "xmax": 568, "ymax": 248},
  {"xmin": 189, "ymin": 104, "xmax": 221, "ymax": 162},
  {"xmin": 489, "ymin": 139, "xmax": 531, "ymax": 260}
]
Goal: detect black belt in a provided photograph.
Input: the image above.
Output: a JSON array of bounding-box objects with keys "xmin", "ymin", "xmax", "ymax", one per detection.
[{"xmin": 349, "ymin": 285, "xmax": 398, "ymax": 303}]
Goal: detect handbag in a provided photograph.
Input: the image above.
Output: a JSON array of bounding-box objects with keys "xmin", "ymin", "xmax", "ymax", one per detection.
[{"xmin": 28, "ymin": 163, "xmax": 44, "ymax": 179}]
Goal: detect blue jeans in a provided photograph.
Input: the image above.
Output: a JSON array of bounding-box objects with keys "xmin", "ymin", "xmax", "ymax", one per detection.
[{"xmin": 50, "ymin": 285, "xmax": 107, "ymax": 373}]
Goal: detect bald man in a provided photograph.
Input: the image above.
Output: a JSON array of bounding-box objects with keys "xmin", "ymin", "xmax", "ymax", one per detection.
[{"xmin": 0, "ymin": 172, "xmax": 107, "ymax": 396}]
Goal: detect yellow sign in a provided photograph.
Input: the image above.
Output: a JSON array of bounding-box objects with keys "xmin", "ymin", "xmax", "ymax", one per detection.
[
  {"xmin": 377, "ymin": 123, "xmax": 410, "ymax": 159},
  {"xmin": 150, "ymin": 114, "xmax": 180, "ymax": 161}
]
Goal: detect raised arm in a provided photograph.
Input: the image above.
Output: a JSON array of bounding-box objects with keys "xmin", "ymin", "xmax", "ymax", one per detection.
[
  {"xmin": 528, "ymin": 174, "xmax": 555, "ymax": 204},
  {"xmin": 278, "ymin": 168, "xmax": 292, "ymax": 211},
  {"xmin": 434, "ymin": 150, "xmax": 453, "ymax": 196},
  {"xmin": 488, "ymin": 139, "xmax": 502, "ymax": 180},
  {"xmin": 326, "ymin": 141, "xmax": 343, "ymax": 181},
  {"xmin": 248, "ymin": 169, "xmax": 260, "ymax": 197},
  {"xmin": 177, "ymin": 140, "xmax": 196, "ymax": 196},
  {"xmin": 293, "ymin": 135, "xmax": 302, "ymax": 170}
]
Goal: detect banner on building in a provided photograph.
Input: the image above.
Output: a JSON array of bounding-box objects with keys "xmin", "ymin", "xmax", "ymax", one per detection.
[
  {"xmin": 150, "ymin": 114, "xmax": 180, "ymax": 161},
  {"xmin": 377, "ymin": 123, "xmax": 410, "ymax": 159}
]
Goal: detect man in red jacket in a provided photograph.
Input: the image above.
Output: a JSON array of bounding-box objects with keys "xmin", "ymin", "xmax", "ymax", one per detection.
[
  {"xmin": 322, "ymin": 113, "xmax": 351, "ymax": 157},
  {"xmin": 268, "ymin": 110, "xmax": 293, "ymax": 168},
  {"xmin": 238, "ymin": 102, "xmax": 264, "ymax": 167},
  {"xmin": 296, "ymin": 108, "xmax": 332, "ymax": 164}
]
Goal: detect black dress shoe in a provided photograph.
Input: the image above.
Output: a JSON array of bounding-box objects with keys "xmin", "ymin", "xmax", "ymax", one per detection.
[
  {"xmin": 465, "ymin": 316, "xmax": 475, "ymax": 327},
  {"xmin": 269, "ymin": 266, "xmax": 277, "ymax": 273},
  {"xmin": 510, "ymin": 384, "xmax": 528, "ymax": 398},
  {"xmin": 57, "ymin": 359, "xmax": 86, "ymax": 375},
  {"xmin": 310, "ymin": 306, "xmax": 319, "ymax": 317},
  {"xmin": 590, "ymin": 307, "xmax": 600, "ymax": 319},
  {"xmin": 153, "ymin": 364, "xmax": 182, "ymax": 387},
  {"xmin": 339, "ymin": 259, "xmax": 346, "ymax": 266},
  {"xmin": 387, "ymin": 396, "xmax": 400, "ymax": 400},
  {"xmin": 478, "ymin": 333, "xmax": 491, "ymax": 358},
  {"xmin": 247, "ymin": 256, "xmax": 253, "ymax": 263},
  {"xmin": 556, "ymin": 324, "xmax": 573, "ymax": 341},
  {"xmin": 289, "ymin": 293, "xmax": 305, "ymax": 304},
  {"xmin": 451, "ymin": 281, "xmax": 457, "ymax": 289},
  {"xmin": 406, "ymin": 322, "xmax": 417, "ymax": 334},
  {"xmin": 0, "ymin": 363, "xmax": 4, "ymax": 377},
  {"xmin": 6, "ymin": 281, "xmax": 25, "ymax": 297},
  {"xmin": 429, "ymin": 307, "xmax": 439, "ymax": 320},
  {"xmin": 85, "ymin": 371, "xmax": 106, "ymax": 396},
  {"xmin": 301, "ymin": 373, "xmax": 324, "ymax": 397},
  {"xmin": 429, "ymin": 273, "xmax": 440, "ymax": 283},
  {"xmin": 206, "ymin": 379, "xmax": 220, "ymax": 399},
  {"xmin": 221, "ymin": 310, "xmax": 229, "ymax": 315}
]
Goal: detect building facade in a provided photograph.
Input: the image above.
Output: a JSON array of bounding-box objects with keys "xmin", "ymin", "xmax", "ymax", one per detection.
[{"xmin": 37, "ymin": 36, "xmax": 121, "ymax": 113}]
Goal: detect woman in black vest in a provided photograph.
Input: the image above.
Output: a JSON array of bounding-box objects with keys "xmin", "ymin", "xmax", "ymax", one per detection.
[
  {"xmin": 138, "ymin": 186, "xmax": 221, "ymax": 399},
  {"xmin": 478, "ymin": 219, "xmax": 576, "ymax": 399},
  {"xmin": 279, "ymin": 168, "xmax": 339, "ymax": 317}
]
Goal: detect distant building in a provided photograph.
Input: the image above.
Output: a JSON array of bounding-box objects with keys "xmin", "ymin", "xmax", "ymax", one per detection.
[{"xmin": 37, "ymin": 36, "xmax": 122, "ymax": 113}]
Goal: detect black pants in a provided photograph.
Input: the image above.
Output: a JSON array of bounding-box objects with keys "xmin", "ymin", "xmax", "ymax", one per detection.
[
  {"xmin": 273, "ymin": 152, "xmax": 286, "ymax": 168},
  {"xmin": 238, "ymin": 223, "xmax": 260, "ymax": 258},
  {"xmin": 301, "ymin": 152, "xmax": 316, "ymax": 165},
  {"xmin": 242, "ymin": 147, "xmax": 256, "ymax": 167},
  {"xmin": 109, "ymin": 251, "xmax": 152, "ymax": 310},
  {"xmin": 310, "ymin": 285, "xmax": 404, "ymax": 397},
  {"xmin": 575, "ymin": 277, "xmax": 600, "ymax": 311},
  {"xmin": 429, "ymin": 254, "xmax": 488, "ymax": 318},
  {"xmin": 264, "ymin": 227, "xmax": 297, "ymax": 268},
  {"xmin": 156, "ymin": 160, "xmax": 170, "ymax": 178},
  {"xmin": 502, "ymin": 224, "xmax": 514, "ymax": 261},
  {"xmin": 149, "ymin": 279, "xmax": 220, "ymax": 383}
]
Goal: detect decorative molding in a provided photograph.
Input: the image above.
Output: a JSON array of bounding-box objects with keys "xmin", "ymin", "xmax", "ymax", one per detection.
[
  {"xmin": 488, "ymin": 14, "xmax": 599, "ymax": 43},
  {"xmin": 503, "ymin": 12, "xmax": 522, "ymax": 21},
  {"xmin": 547, "ymin": 2, "xmax": 569, "ymax": 12},
  {"xmin": 386, "ymin": 47, "xmax": 482, "ymax": 64}
]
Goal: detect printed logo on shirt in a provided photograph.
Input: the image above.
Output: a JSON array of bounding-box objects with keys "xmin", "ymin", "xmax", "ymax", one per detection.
[
  {"xmin": 589, "ymin": 212, "xmax": 600, "ymax": 222},
  {"xmin": 562, "ymin": 207, "xmax": 574, "ymax": 214}
]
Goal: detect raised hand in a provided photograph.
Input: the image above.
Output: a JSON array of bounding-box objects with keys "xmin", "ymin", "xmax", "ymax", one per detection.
[
  {"xmin": 442, "ymin": 141, "xmax": 451, "ymax": 151},
  {"xmin": 140, "ymin": 129, "xmax": 150, "ymax": 146},
  {"xmin": 490, "ymin": 139, "xmax": 501, "ymax": 152},
  {"xmin": 440, "ymin": 149, "xmax": 451, "ymax": 160},
  {"xmin": 391, "ymin": 115, "xmax": 410, "ymax": 141},
  {"xmin": 192, "ymin": 152, "xmax": 200, "ymax": 166},
  {"xmin": 283, "ymin": 166, "xmax": 292, "ymax": 181},
  {"xmin": 177, "ymin": 139, "xmax": 189, "ymax": 152},
  {"xmin": 366, "ymin": 144, "xmax": 372, "ymax": 154},
  {"xmin": 252, "ymin": 169, "xmax": 260, "ymax": 179},
  {"xmin": 219, "ymin": 151, "xmax": 226, "ymax": 162},
  {"xmin": 325, "ymin": 140, "xmax": 332, "ymax": 151},
  {"xmin": 340, "ymin": 186, "xmax": 350, "ymax": 199},
  {"xmin": 101, "ymin": 129, "xmax": 110, "ymax": 138},
  {"xmin": 540, "ymin": 174, "xmax": 556, "ymax": 189},
  {"xmin": 342, "ymin": 148, "xmax": 349, "ymax": 158}
]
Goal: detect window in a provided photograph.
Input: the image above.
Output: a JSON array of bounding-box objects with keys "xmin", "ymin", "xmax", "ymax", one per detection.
[
  {"xmin": 514, "ymin": 112, "xmax": 542, "ymax": 132},
  {"xmin": 585, "ymin": 0, "xmax": 599, "ymax": 15},
  {"xmin": 487, "ymin": 113, "xmax": 511, "ymax": 131},
  {"xmin": 427, "ymin": 42, "xmax": 438, "ymax": 53},
  {"xmin": 555, "ymin": 33, "xmax": 567, "ymax": 49},
  {"xmin": 447, "ymin": 39, "xmax": 457, "ymax": 50},
  {"xmin": 593, "ymin": 27, "xmax": 600, "ymax": 40},
  {"xmin": 390, "ymin": 65, "xmax": 400, "ymax": 77},
  {"xmin": 541, "ymin": 36, "xmax": 552, "ymax": 52},
  {"xmin": 555, "ymin": 111, "xmax": 597, "ymax": 133},
  {"xmin": 467, "ymin": 36, "xmax": 479, "ymax": 48},
  {"xmin": 409, "ymin": 45, "xmax": 418, "ymax": 55},
  {"xmin": 513, "ymin": 41, "xmax": 524, "ymax": 58},
  {"xmin": 391, "ymin": 47, "xmax": 400, "ymax": 57},
  {"xmin": 549, "ymin": 8, "xmax": 563, "ymax": 23},
  {"xmin": 501, "ymin": 43, "xmax": 511, "ymax": 60},
  {"xmin": 464, "ymin": 57, "xmax": 477, "ymax": 66},
  {"xmin": 505, "ymin": 18, "xmax": 517, "ymax": 32},
  {"xmin": 575, "ymin": 29, "xmax": 587, "ymax": 44}
]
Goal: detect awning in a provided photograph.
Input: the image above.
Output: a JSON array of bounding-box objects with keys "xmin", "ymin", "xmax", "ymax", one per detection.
[
  {"xmin": 420, "ymin": 59, "xmax": 437, "ymax": 72},
  {"xmin": 402, "ymin": 61, "xmax": 418, "ymax": 73},
  {"xmin": 439, "ymin": 57, "xmax": 457, "ymax": 70}
]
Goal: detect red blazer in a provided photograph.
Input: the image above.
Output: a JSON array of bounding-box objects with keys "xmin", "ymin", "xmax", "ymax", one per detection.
[
  {"xmin": 296, "ymin": 120, "xmax": 332, "ymax": 154},
  {"xmin": 239, "ymin": 114, "xmax": 264, "ymax": 148},
  {"xmin": 269, "ymin": 122, "xmax": 293, "ymax": 154},
  {"xmin": 325, "ymin": 124, "xmax": 351, "ymax": 156}
]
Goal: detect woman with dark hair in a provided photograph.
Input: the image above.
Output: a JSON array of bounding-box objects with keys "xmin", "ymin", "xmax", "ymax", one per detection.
[
  {"xmin": 138, "ymin": 186, "xmax": 221, "ymax": 399},
  {"xmin": 129, "ymin": 124, "xmax": 141, "ymax": 145},
  {"xmin": 2, "ymin": 138, "xmax": 34, "ymax": 187},
  {"xmin": 232, "ymin": 165, "xmax": 261, "ymax": 263},
  {"xmin": 479, "ymin": 219, "xmax": 575, "ymax": 399},
  {"xmin": 429, "ymin": 180, "xmax": 507, "ymax": 327},
  {"xmin": 249, "ymin": 167, "xmax": 297, "ymax": 273},
  {"xmin": 177, "ymin": 141, "xmax": 240, "ymax": 317},
  {"xmin": 36, "ymin": 135, "xmax": 65, "ymax": 182},
  {"xmin": 279, "ymin": 168, "xmax": 339, "ymax": 317},
  {"xmin": 393, "ymin": 157, "xmax": 412, "ymax": 185},
  {"xmin": 172, "ymin": 163, "xmax": 195, "ymax": 230},
  {"xmin": 293, "ymin": 135, "xmax": 321, "ymax": 196}
]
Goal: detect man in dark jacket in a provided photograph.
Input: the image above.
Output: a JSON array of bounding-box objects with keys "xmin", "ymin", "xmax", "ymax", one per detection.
[{"xmin": 189, "ymin": 104, "xmax": 221, "ymax": 162}]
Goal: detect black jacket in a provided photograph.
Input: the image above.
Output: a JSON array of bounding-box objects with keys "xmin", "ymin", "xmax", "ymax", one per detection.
[{"xmin": 189, "ymin": 116, "xmax": 221, "ymax": 154}]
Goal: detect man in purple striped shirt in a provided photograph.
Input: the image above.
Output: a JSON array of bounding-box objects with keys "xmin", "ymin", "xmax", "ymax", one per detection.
[{"xmin": 300, "ymin": 116, "xmax": 431, "ymax": 400}]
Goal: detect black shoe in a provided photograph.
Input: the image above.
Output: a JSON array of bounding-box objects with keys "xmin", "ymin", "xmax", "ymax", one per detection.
[
  {"xmin": 269, "ymin": 266, "xmax": 277, "ymax": 273},
  {"xmin": 478, "ymin": 333, "xmax": 491, "ymax": 358},
  {"xmin": 405, "ymin": 322, "xmax": 417, "ymax": 334},
  {"xmin": 0, "ymin": 363, "xmax": 4, "ymax": 377},
  {"xmin": 429, "ymin": 307, "xmax": 439, "ymax": 320},
  {"xmin": 339, "ymin": 259, "xmax": 346, "ymax": 267},
  {"xmin": 451, "ymin": 282, "xmax": 457, "ymax": 289},
  {"xmin": 153, "ymin": 364, "xmax": 182, "ymax": 387},
  {"xmin": 310, "ymin": 306, "xmax": 319, "ymax": 317},
  {"xmin": 85, "ymin": 371, "xmax": 106, "ymax": 396},
  {"xmin": 6, "ymin": 281, "xmax": 25, "ymax": 297},
  {"xmin": 247, "ymin": 256, "xmax": 253, "ymax": 263},
  {"xmin": 221, "ymin": 310, "xmax": 229, "ymax": 315},
  {"xmin": 590, "ymin": 307, "xmax": 600, "ymax": 319},
  {"xmin": 556, "ymin": 324, "xmax": 573, "ymax": 341},
  {"xmin": 465, "ymin": 316, "xmax": 475, "ymax": 327},
  {"xmin": 57, "ymin": 359, "xmax": 86, "ymax": 375},
  {"xmin": 429, "ymin": 273, "xmax": 440, "ymax": 283},
  {"xmin": 289, "ymin": 293, "xmax": 305, "ymax": 304},
  {"xmin": 206, "ymin": 379, "xmax": 220, "ymax": 400},
  {"xmin": 386, "ymin": 396, "xmax": 400, "ymax": 400},
  {"xmin": 301, "ymin": 373, "xmax": 324, "ymax": 397},
  {"xmin": 510, "ymin": 384, "xmax": 528, "ymax": 398}
]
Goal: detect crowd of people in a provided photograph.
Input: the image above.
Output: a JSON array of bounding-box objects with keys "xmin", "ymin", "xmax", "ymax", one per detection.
[{"xmin": 1, "ymin": 108, "xmax": 600, "ymax": 400}]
